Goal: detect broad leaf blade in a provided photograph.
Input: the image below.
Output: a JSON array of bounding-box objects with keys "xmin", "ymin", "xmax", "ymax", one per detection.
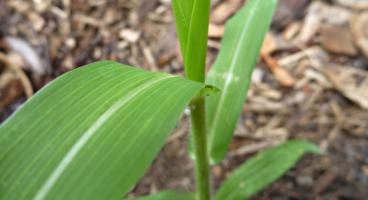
[
  {"xmin": 0, "ymin": 61, "xmax": 204, "ymax": 200},
  {"xmin": 172, "ymin": 0, "xmax": 210, "ymax": 82},
  {"xmin": 129, "ymin": 190, "xmax": 195, "ymax": 200},
  {"xmin": 215, "ymin": 140, "xmax": 320, "ymax": 200},
  {"xmin": 206, "ymin": 0, "xmax": 278, "ymax": 164}
]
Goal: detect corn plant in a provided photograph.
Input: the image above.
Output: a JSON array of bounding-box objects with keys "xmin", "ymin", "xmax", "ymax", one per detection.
[{"xmin": 0, "ymin": 0, "xmax": 319, "ymax": 200}]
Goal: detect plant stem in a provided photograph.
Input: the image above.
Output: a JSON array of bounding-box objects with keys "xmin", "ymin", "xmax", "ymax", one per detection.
[{"xmin": 190, "ymin": 96, "xmax": 210, "ymax": 200}]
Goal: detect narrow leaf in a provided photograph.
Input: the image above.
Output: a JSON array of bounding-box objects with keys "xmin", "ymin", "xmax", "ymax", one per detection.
[
  {"xmin": 0, "ymin": 61, "xmax": 204, "ymax": 200},
  {"xmin": 206, "ymin": 0, "xmax": 278, "ymax": 163},
  {"xmin": 215, "ymin": 140, "xmax": 320, "ymax": 200},
  {"xmin": 172, "ymin": 0, "xmax": 210, "ymax": 82},
  {"xmin": 129, "ymin": 190, "xmax": 195, "ymax": 200}
]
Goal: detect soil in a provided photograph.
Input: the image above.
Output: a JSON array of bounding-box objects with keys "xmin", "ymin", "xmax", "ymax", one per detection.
[{"xmin": 1, "ymin": 0, "xmax": 367, "ymax": 199}]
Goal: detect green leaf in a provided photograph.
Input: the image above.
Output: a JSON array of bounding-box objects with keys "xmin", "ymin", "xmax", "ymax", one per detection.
[
  {"xmin": 215, "ymin": 140, "xmax": 320, "ymax": 200},
  {"xmin": 172, "ymin": 0, "xmax": 210, "ymax": 82},
  {"xmin": 129, "ymin": 190, "xmax": 195, "ymax": 200},
  {"xmin": 0, "ymin": 61, "xmax": 204, "ymax": 200},
  {"xmin": 206, "ymin": 0, "xmax": 278, "ymax": 164}
]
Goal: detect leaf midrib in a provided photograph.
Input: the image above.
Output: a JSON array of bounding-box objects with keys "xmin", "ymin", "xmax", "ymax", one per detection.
[
  {"xmin": 208, "ymin": 0, "xmax": 260, "ymax": 150},
  {"xmin": 1, "ymin": 67, "xmax": 134, "ymax": 165},
  {"xmin": 4, "ymin": 71, "xmax": 145, "ymax": 196},
  {"xmin": 92, "ymin": 82, "xmax": 196, "ymax": 194},
  {"xmin": 33, "ymin": 76, "xmax": 174, "ymax": 200}
]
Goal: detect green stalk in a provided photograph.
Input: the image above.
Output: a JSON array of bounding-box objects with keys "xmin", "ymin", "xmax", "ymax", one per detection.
[
  {"xmin": 190, "ymin": 96, "xmax": 210, "ymax": 200},
  {"xmin": 173, "ymin": 0, "xmax": 211, "ymax": 198}
]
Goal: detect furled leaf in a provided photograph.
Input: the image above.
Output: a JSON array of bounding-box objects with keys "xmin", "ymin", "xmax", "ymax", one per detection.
[
  {"xmin": 172, "ymin": 0, "xmax": 210, "ymax": 82},
  {"xmin": 129, "ymin": 190, "xmax": 195, "ymax": 200},
  {"xmin": 0, "ymin": 61, "xmax": 204, "ymax": 200},
  {"xmin": 215, "ymin": 140, "xmax": 320, "ymax": 200},
  {"xmin": 206, "ymin": 0, "xmax": 278, "ymax": 164}
]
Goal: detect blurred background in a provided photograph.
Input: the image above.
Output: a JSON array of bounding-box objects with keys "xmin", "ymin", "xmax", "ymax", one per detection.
[{"xmin": 0, "ymin": 0, "xmax": 367, "ymax": 199}]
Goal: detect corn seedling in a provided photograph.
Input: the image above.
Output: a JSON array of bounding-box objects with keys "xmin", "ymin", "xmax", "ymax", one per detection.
[{"xmin": 0, "ymin": 0, "xmax": 319, "ymax": 199}]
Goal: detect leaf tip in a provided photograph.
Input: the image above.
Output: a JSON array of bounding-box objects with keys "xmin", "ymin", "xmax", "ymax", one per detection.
[{"xmin": 289, "ymin": 139, "xmax": 321, "ymax": 154}]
